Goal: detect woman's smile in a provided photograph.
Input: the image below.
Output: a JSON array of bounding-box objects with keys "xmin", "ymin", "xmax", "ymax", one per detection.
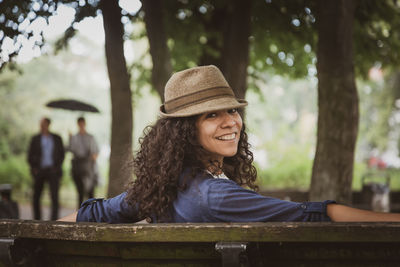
[{"xmin": 216, "ymin": 133, "xmax": 237, "ymax": 141}]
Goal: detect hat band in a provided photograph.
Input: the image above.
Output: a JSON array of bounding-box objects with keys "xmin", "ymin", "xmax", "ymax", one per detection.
[{"xmin": 164, "ymin": 86, "xmax": 235, "ymax": 114}]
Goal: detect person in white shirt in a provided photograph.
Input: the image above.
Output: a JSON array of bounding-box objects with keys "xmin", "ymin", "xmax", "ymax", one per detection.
[{"xmin": 67, "ymin": 117, "xmax": 99, "ymax": 209}]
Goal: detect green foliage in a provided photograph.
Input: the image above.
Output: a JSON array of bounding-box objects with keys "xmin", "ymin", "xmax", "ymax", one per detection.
[
  {"xmin": 256, "ymin": 147, "xmax": 400, "ymax": 191},
  {"xmin": 162, "ymin": 0, "xmax": 212, "ymax": 70},
  {"xmin": 0, "ymin": 0, "xmax": 56, "ymax": 69},
  {"xmin": 354, "ymin": 0, "xmax": 400, "ymax": 77},
  {"xmin": 357, "ymin": 71, "xmax": 400, "ymax": 153},
  {"xmin": 245, "ymin": 76, "xmax": 317, "ymax": 190},
  {"xmin": 0, "ymin": 0, "xmax": 102, "ymax": 68},
  {"xmin": 0, "ymin": 69, "xmax": 31, "ymax": 157},
  {"xmin": 0, "ymin": 155, "xmax": 31, "ymax": 192},
  {"xmin": 256, "ymin": 146, "xmax": 313, "ymax": 190},
  {"xmin": 251, "ymin": 0, "xmax": 317, "ymax": 79},
  {"xmin": 161, "ymin": 0, "xmax": 400, "ymax": 82}
]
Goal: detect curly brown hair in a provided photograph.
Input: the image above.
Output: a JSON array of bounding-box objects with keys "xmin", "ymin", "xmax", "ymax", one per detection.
[{"xmin": 125, "ymin": 115, "xmax": 257, "ymax": 221}]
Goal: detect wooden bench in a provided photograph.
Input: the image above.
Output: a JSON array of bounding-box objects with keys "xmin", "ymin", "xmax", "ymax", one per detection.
[{"xmin": 1, "ymin": 220, "xmax": 400, "ymax": 266}]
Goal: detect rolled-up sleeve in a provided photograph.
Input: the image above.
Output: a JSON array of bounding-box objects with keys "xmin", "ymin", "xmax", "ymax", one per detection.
[
  {"xmin": 76, "ymin": 192, "xmax": 141, "ymax": 223},
  {"xmin": 207, "ymin": 179, "xmax": 335, "ymax": 222}
]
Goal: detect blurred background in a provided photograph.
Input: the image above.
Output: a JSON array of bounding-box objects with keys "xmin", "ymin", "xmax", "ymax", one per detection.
[{"xmin": 1, "ymin": 0, "xmax": 400, "ymax": 219}]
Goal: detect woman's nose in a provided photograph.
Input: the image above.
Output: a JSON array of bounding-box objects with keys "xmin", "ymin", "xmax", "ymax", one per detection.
[{"xmin": 220, "ymin": 113, "xmax": 236, "ymax": 127}]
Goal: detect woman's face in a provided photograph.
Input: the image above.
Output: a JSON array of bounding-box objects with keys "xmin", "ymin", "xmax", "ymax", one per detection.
[{"xmin": 196, "ymin": 108, "xmax": 242, "ymax": 163}]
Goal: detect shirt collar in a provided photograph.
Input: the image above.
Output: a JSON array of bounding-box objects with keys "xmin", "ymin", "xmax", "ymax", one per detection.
[{"xmin": 206, "ymin": 170, "xmax": 229, "ymax": 180}]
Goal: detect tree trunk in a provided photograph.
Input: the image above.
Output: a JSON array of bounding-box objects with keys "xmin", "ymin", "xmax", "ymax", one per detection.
[
  {"xmin": 220, "ymin": 0, "xmax": 252, "ymax": 100},
  {"xmin": 310, "ymin": 0, "xmax": 358, "ymax": 204},
  {"xmin": 100, "ymin": 0, "xmax": 133, "ymax": 197},
  {"xmin": 142, "ymin": 0, "xmax": 172, "ymax": 102},
  {"xmin": 198, "ymin": 3, "xmax": 226, "ymax": 69}
]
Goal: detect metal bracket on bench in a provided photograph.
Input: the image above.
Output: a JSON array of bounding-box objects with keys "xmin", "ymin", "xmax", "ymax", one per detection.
[
  {"xmin": 0, "ymin": 238, "xmax": 15, "ymax": 266},
  {"xmin": 215, "ymin": 242, "xmax": 248, "ymax": 267}
]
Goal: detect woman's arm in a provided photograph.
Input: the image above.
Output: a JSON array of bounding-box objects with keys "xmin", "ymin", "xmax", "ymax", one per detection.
[
  {"xmin": 58, "ymin": 212, "xmax": 77, "ymax": 222},
  {"xmin": 327, "ymin": 204, "xmax": 400, "ymax": 221}
]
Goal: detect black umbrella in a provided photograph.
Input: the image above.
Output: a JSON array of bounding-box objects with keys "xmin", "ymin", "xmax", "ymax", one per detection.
[{"xmin": 46, "ymin": 99, "xmax": 100, "ymax": 113}]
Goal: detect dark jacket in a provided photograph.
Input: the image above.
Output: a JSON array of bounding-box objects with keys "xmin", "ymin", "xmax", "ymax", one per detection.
[{"xmin": 27, "ymin": 133, "xmax": 65, "ymax": 177}]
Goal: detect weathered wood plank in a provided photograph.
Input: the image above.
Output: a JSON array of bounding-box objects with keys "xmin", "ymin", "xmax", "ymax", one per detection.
[
  {"xmin": 2, "ymin": 220, "xmax": 400, "ymax": 266},
  {"xmin": 1, "ymin": 220, "xmax": 400, "ymax": 242}
]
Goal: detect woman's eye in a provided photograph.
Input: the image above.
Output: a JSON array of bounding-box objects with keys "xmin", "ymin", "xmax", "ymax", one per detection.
[
  {"xmin": 228, "ymin": 108, "xmax": 237, "ymax": 114},
  {"xmin": 206, "ymin": 113, "xmax": 217, "ymax": 118}
]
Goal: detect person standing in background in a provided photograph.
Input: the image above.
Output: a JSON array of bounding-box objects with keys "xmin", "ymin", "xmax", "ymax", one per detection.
[
  {"xmin": 67, "ymin": 117, "xmax": 99, "ymax": 208},
  {"xmin": 28, "ymin": 117, "xmax": 65, "ymax": 220}
]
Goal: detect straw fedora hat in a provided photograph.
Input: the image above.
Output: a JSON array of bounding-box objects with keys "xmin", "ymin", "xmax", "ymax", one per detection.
[{"xmin": 159, "ymin": 65, "xmax": 247, "ymax": 117}]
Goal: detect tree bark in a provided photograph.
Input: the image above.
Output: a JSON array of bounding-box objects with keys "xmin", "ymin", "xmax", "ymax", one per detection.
[
  {"xmin": 310, "ymin": 0, "xmax": 358, "ymax": 204},
  {"xmin": 142, "ymin": 0, "xmax": 172, "ymax": 102},
  {"xmin": 100, "ymin": 0, "xmax": 133, "ymax": 197},
  {"xmin": 220, "ymin": 0, "xmax": 252, "ymax": 100}
]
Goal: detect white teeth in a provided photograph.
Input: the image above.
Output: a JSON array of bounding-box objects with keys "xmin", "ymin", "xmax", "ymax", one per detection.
[{"xmin": 217, "ymin": 133, "xmax": 236, "ymax": 140}]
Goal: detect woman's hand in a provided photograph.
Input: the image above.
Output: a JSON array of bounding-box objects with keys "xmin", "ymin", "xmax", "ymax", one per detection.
[
  {"xmin": 57, "ymin": 211, "xmax": 78, "ymax": 222},
  {"xmin": 327, "ymin": 204, "xmax": 400, "ymax": 221}
]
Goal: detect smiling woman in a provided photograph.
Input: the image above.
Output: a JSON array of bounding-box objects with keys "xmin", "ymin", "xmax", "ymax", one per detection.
[{"xmin": 59, "ymin": 65, "xmax": 400, "ymax": 224}]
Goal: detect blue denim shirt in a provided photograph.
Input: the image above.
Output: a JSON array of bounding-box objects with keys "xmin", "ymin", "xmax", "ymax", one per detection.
[
  {"xmin": 77, "ymin": 171, "xmax": 335, "ymax": 223},
  {"xmin": 40, "ymin": 135, "xmax": 54, "ymax": 168}
]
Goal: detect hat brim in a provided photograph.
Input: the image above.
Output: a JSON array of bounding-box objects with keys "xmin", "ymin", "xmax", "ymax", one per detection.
[{"xmin": 159, "ymin": 98, "xmax": 248, "ymax": 118}]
